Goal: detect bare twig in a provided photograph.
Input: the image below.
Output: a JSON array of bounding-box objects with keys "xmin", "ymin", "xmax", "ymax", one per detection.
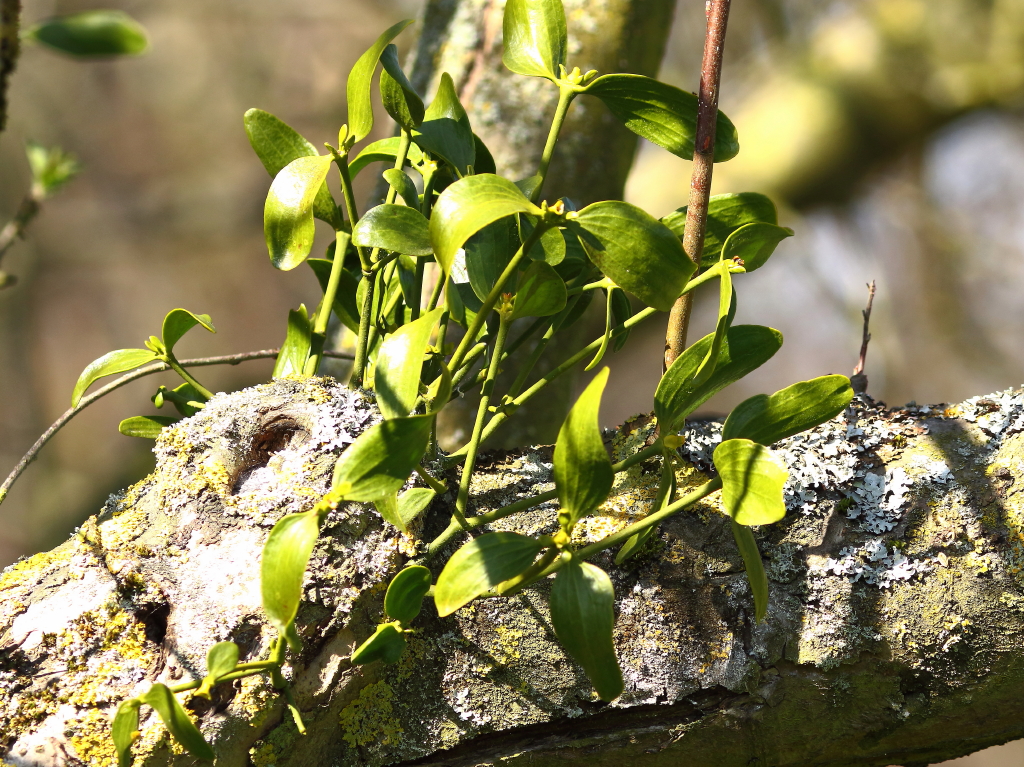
[
  {"xmin": 665, "ymin": 0, "xmax": 733, "ymax": 369},
  {"xmin": 0, "ymin": 189, "xmax": 42, "ymax": 287},
  {"xmin": 0, "ymin": 349, "xmax": 354, "ymax": 504},
  {"xmin": 851, "ymin": 280, "xmax": 876, "ymax": 394}
]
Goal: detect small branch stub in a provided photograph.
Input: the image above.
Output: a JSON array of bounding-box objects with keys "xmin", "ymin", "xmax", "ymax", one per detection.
[{"xmin": 851, "ymin": 280, "xmax": 876, "ymax": 395}]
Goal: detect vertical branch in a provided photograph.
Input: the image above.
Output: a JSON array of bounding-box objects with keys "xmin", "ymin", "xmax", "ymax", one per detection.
[
  {"xmin": 851, "ymin": 280, "xmax": 876, "ymax": 395},
  {"xmin": 0, "ymin": 0, "xmax": 19, "ymax": 134},
  {"xmin": 664, "ymin": 0, "xmax": 732, "ymax": 369}
]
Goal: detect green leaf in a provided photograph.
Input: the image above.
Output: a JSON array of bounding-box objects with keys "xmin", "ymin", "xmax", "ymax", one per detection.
[
  {"xmin": 731, "ymin": 520, "xmax": 769, "ymax": 623},
  {"xmin": 264, "ymin": 155, "xmax": 334, "ymax": 270},
  {"xmin": 379, "ymin": 44, "xmax": 425, "ymax": 130},
  {"xmin": 522, "ymin": 217, "xmax": 566, "ymax": 265},
  {"xmin": 351, "ymin": 622, "xmax": 407, "ymax": 665},
  {"xmin": 655, "ymin": 325, "xmax": 782, "ymax": 433},
  {"xmin": 690, "ymin": 263, "xmax": 734, "ymax": 389},
  {"xmin": 141, "ymin": 683, "xmax": 215, "ymax": 761},
  {"xmin": 374, "ymin": 492, "xmax": 409, "ymax": 534},
  {"xmin": 474, "ymin": 134, "xmax": 497, "ymax": 175},
  {"xmin": 723, "ymin": 375, "xmax": 854, "ymax": 446},
  {"xmin": 161, "ymin": 308, "xmax": 215, "ymax": 354},
  {"xmin": 466, "ymin": 218, "xmax": 516, "ymax": 302},
  {"xmin": 502, "ymin": 0, "xmax": 567, "ymax": 80},
  {"xmin": 118, "ymin": 415, "xmax": 180, "ymax": 439},
  {"xmin": 375, "ymin": 307, "xmax": 443, "ymax": 419},
  {"xmin": 272, "ymin": 305, "xmax": 312, "ymax": 379},
  {"xmin": 398, "ymin": 487, "xmax": 436, "ymax": 527},
  {"xmin": 308, "ymin": 259, "xmax": 361, "ymax": 333},
  {"xmin": 383, "ymin": 168, "xmax": 420, "ymax": 208},
  {"xmin": 385, "ymin": 565, "xmax": 433, "ymax": 623},
  {"xmin": 573, "ymin": 201, "xmax": 694, "ymax": 312},
  {"xmin": 72, "ymin": 349, "xmax": 158, "ymax": 408},
  {"xmin": 353, "ymin": 204, "xmax": 433, "ymax": 256},
  {"xmin": 112, "ymin": 698, "xmax": 141, "ymax": 767},
  {"xmin": 261, "ymin": 511, "xmax": 321, "ymax": 650},
  {"xmin": 332, "ymin": 415, "xmax": 432, "ymax": 501},
  {"xmin": 347, "ymin": 20, "xmax": 415, "ymax": 142},
  {"xmin": 26, "ymin": 10, "xmax": 148, "ymax": 57},
  {"xmin": 550, "ymin": 559, "xmax": 623, "ymax": 701},
  {"xmin": 413, "ymin": 73, "xmax": 476, "ymax": 176},
  {"xmin": 553, "ymin": 368, "xmax": 613, "ymax": 529},
  {"xmin": 583, "ymin": 74, "xmax": 739, "ymax": 162},
  {"xmin": 721, "ymin": 222, "xmax": 793, "ymax": 273},
  {"xmin": 446, "ymin": 280, "xmax": 485, "ymax": 332},
  {"xmin": 430, "ymin": 174, "xmax": 541, "ymax": 276},
  {"xmin": 714, "ymin": 439, "xmax": 788, "ymax": 526},
  {"xmin": 435, "ymin": 532, "xmax": 544, "ymax": 616},
  {"xmin": 244, "ymin": 108, "xmax": 341, "ymax": 227},
  {"xmin": 162, "ymin": 382, "xmax": 206, "ymax": 417},
  {"xmin": 349, "ymin": 137, "xmax": 424, "ymax": 179},
  {"xmin": 196, "ymin": 641, "xmax": 240, "ymax": 699},
  {"xmin": 511, "ymin": 261, "xmax": 567, "ymax": 320}
]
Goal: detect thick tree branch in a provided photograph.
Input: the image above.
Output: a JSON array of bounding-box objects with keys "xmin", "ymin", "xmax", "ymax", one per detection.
[{"xmin": 3, "ymin": 378, "xmax": 1024, "ymax": 765}]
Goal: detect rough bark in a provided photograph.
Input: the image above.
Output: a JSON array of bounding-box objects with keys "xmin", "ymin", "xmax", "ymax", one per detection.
[
  {"xmin": 409, "ymin": 0, "xmax": 677, "ymax": 449},
  {"xmin": 3, "ymin": 377, "xmax": 1024, "ymax": 766}
]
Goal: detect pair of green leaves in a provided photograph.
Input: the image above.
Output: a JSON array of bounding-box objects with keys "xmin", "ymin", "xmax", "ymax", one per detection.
[
  {"xmin": 26, "ymin": 10, "xmax": 148, "ymax": 58},
  {"xmin": 661, "ymin": 193, "xmax": 792, "ymax": 272},
  {"xmin": 502, "ymin": 0, "xmax": 738, "ymax": 161},
  {"xmin": 351, "ymin": 565, "xmax": 433, "ymax": 665},
  {"xmin": 112, "ymin": 682, "xmax": 215, "ymax": 767},
  {"xmin": 709, "ymin": 375, "xmax": 853, "ymax": 621},
  {"xmin": 72, "ymin": 309, "xmax": 215, "ymax": 407},
  {"xmin": 430, "ymin": 175, "xmax": 694, "ymax": 312}
]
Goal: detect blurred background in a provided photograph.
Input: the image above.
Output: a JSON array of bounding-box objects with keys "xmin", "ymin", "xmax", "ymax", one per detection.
[{"xmin": 1, "ymin": 2, "xmax": 1024, "ymax": 761}]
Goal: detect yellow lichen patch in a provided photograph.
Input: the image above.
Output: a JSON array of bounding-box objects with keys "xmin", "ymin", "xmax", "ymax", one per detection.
[
  {"xmin": 984, "ymin": 432, "xmax": 1024, "ymax": 582},
  {"xmin": 233, "ymin": 672, "xmax": 279, "ymax": 731},
  {"xmin": 339, "ymin": 680, "xmax": 404, "ymax": 748},
  {"xmin": 0, "ymin": 538, "xmax": 76, "ymax": 596},
  {"xmin": 67, "ymin": 708, "xmax": 119, "ymax": 766}
]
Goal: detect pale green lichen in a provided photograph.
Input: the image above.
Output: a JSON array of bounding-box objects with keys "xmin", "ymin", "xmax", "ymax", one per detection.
[{"xmin": 339, "ymin": 681, "xmax": 404, "ymax": 748}]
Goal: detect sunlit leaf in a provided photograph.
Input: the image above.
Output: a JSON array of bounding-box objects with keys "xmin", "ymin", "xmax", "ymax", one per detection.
[
  {"xmin": 397, "ymin": 487, "xmax": 436, "ymax": 527},
  {"xmin": 714, "ymin": 439, "xmax": 788, "ymax": 526},
  {"xmin": 554, "ymin": 368, "xmax": 613, "ymax": 529},
  {"xmin": 583, "ymin": 74, "xmax": 739, "ymax": 162},
  {"xmin": 383, "ymin": 168, "xmax": 420, "ymax": 208},
  {"xmin": 332, "ymin": 415, "xmax": 432, "ymax": 501},
  {"xmin": 118, "ymin": 415, "xmax": 179, "ymax": 439},
  {"xmin": 27, "ymin": 10, "xmax": 148, "ymax": 57},
  {"xmin": 466, "ymin": 218, "xmax": 516, "ymax": 302},
  {"xmin": 244, "ymin": 108, "xmax": 341, "ymax": 227},
  {"xmin": 374, "ymin": 492, "xmax": 408, "ymax": 534},
  {"xmin": 260, "ymin": 511, "xmax": 321, "ymax": 650},
  {"xmin": 264, "ymin": 155, "xmax": 334, "ymax": 270},
  {"xmin": 272, "ymin": 305, "xmax": 312, "ymax": 379},
  {"xmin": 353, "ymin": 204, "xmax": 433, "ymax": 256},
  {"xmin": 384, "ymin": 565, "xmax": 433, "ymax": 624},
  {"xmin": 112, "ymin": 698, "xmax": 141, "ymax": 767},
  {"xmin": 72, "ymin": 349, "xmax": 158, "ymax": 408},
  {"xmin": 723, "ymin": 375, "xmax": 853, "ymax": 446},
  {"xmin": 522, "ymin": 217, "xmax": 566, "ymax": 265},
  {"xmin": 161, "ymin": 308, "xmax": 215, "ymax": 354},
  {"xmin": 351, "ymin": 622, "xmax": 407, "ymax": 665},
  {"xmin": 662, "ymin": 194, "xmax": 778, "ymax": 271},
  {"xmin": 430, "ymin": 174, "xmax": 541, "ymax": 276},
  {"xmin": 502, "ymin": 0, "xmax": 567, "ymax": 79},
  {"xmin": 349, "ymin": 136, "xmax": 424, "ymax": 178},
  {"xmin": 655, "ymin": 325, "xmax": 782, "ymax": 433},
  {"xmin": 435, "ymin": 532, "xmax": 544, "ymax": 616},
  {"xmin": 550, "ymin": 559, "xmax": 623, "ymax": 701},
  {"xmin": 573, "ymin": 201, "xmax": 694, "ymax": 311},
  {"xmin": 141, "ymin": 683, "xmax": 215, "ymax": 760},
  {"xmin": 721, "ymin": 222, "xmax": 792, "ymax": 273},
  {"xmin": 375, "ymin": 307, "xmax": 443, "ymax": 419},
  {"xmin": 347, "ymin": 20, "xmax": 415, "ymax": 142}
]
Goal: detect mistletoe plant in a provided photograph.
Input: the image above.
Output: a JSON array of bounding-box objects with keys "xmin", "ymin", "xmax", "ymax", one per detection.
[{"xmin": 19, "ymin": 0, "xmax": 853, "ymax": 761}]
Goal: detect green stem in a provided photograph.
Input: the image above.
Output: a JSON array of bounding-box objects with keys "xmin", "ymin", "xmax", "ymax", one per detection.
[
  {"xmin": 532, "ymin": 86, "xmax": 576, "ymax": 205},
  {"xmin": 449, "ymin": 342, "xmax": 487, "ymax": 389},
  {"xmin": 448, "ymin": 223, "xmax": 549, "ymax": 373},
  {"xmin": 426, "ymin": 270, "xmax": 445, "ymax": 312},
  {"xmin": 307, "ymin": 230, "xmax": 352, "ymax": 375},
  {"xmin": 416, "ymin": 465, "xmax": 448, "ymax": 494},
  {"xmin": 351, "ymin": 269, "xmax": 375, "ymax": 387},
  {"xmin": 164, "ymin": 357, "xmax": 214, "ymax": 400},
  {"xmin": 334, "ymin": 152, "xmax": 370, "ymax": 273},
  {"xmin": 453, "ymin": 311, "xmax": 512, "ymax": 529}
]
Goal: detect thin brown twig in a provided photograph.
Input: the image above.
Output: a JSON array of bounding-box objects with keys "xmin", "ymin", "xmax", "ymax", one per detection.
[
  {"xmin": 851, "ymin": 280, "xmax": 876, "ymax": 394},
  {"xmin": 665, "ymin": 0, "xmax": 733, "ymax": 370},
  {"xmin": 0, "ymin": 349, "xmax": 353, "ymax": 504}
]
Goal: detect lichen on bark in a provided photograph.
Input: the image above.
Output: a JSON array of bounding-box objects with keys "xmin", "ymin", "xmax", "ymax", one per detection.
[{"xmin": 3, "ymin": 378, "xmax": 1024, "ymax": 765}]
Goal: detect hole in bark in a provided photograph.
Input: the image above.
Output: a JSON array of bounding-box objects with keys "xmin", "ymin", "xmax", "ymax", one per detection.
[
  {"xmin": 138, "ymin": 602, "xmax": 170, "ymax": 645},
  {"xmin": 230, "ymin": 415, "xmax": 310, "ymax": 494}
]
